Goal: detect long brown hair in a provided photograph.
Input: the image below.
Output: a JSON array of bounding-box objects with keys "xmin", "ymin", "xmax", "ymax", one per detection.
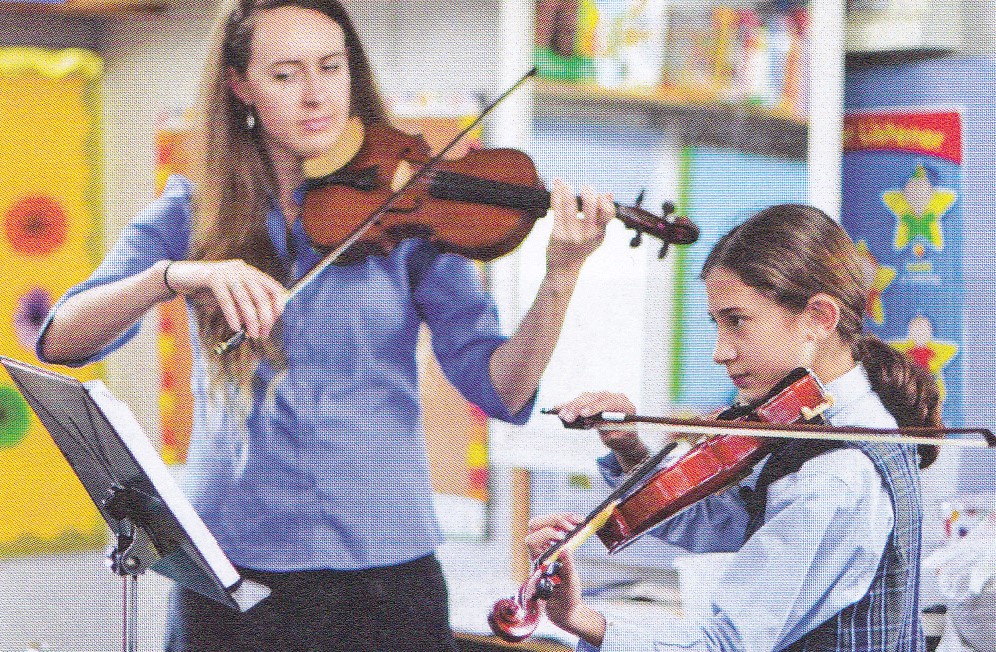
[
  {"xmin": 189, "ymin": 0, "xmax": 387, "ymax": 384},
  {"xmin": 701, "ymin": 204, "xmax": 942, "ymax": 467}
]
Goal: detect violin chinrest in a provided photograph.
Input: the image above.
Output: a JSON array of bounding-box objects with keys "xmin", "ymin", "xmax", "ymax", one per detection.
[{"xmin": 303, "ymin": 116, "xmax": 366, "ymax": 179}]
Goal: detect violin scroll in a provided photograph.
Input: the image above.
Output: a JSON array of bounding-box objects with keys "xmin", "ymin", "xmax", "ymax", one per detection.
[
  {"xmin": 488, "ymin": 559, "xmax": 564, "ymax": 643},
  {"xmin": 615, "ymin": 198, "xmax": 700, "ymax": 260}
]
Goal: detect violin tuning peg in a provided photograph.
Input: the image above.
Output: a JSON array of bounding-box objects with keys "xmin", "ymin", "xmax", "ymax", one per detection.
[
  {"xmin": 661, "ymin": 201, "xmax": 675, "ymax": 218},
  {"xmin": 630, "ymin": 230, "xmax": 643, "ymax": 248},
  {"xmin": 635, "ymin": 189, "xmax": 646, "ymax": 208},
  {"xmin": 658, "ymin": 242, "xmax": 669, "ymax": 259}
]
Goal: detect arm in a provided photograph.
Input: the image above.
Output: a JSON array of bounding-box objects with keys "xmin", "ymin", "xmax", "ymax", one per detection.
[
  {"xmin": 38, "ymin": 176, "xmax": 285, "ymax": 366},
  {"xmin": 537, "ymin": 449, "xmax": 893, "ymax": 652},
  {"xmin": 41, "ymin": 259, "xmax": 287, "ymax": 364},
  {"xmin": 489, "ymin": 180, "xmax": 613, "ymax": 414},
  {"xmin": 41, "ymin": 259, "xmax": 176, "ymax": 363}
]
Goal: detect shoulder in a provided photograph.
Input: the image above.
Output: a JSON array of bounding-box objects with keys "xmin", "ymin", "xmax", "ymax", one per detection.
[
  {"xmin": 400, "ymin": 239, "xmax": 483, "ymax": 290},
  {"xmin": 112, "ymin": 174, "xmax": 194, "ymax": 260},
  {"xmin": 149, "ymin": 174, "xmax": 194, "ymax": 213},
  {"xmin": 795, "ymin": 448, "xmax": 882, "ymax": 496}
]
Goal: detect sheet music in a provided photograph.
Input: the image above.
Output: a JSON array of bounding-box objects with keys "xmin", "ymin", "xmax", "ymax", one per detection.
[{"xmin": 84, "ymin": 380, "xmax": 240, "ymax": 589}]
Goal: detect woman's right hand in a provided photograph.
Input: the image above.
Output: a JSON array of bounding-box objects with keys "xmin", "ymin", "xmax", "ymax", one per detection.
[
  {"xmin": 166, "ymin": 260, "xmax": 287, "ymax": 340},
  {"xmin": 552, "ymin": 392, "xmax": 649, "ymax": 471}
]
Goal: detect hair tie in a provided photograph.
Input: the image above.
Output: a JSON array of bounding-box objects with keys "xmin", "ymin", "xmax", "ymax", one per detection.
[{"xmin": 163, "ymin": 261, "xmax": 178, "ymax": 297}]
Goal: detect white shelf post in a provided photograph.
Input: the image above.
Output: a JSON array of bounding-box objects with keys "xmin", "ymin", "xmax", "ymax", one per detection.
[{"xmin": 808, "ymin": 0, "xmax": 846, "ymax": 220}]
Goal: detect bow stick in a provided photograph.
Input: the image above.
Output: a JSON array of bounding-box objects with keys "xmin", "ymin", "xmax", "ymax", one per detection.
[{"xmin": 542, "ymin": 408, "xmax": 996, "ymax": 449}]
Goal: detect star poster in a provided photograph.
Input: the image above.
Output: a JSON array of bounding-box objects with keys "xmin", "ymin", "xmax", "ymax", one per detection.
[{"xmin": 842, "ymin": 109, "xmax": 963, "ymax": 425}]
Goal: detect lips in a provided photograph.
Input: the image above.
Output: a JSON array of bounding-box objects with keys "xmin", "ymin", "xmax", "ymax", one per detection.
[
  {"xmin": 729, "ymin": 373, "xmax": 750, "ymax": 389},
  {"xmin": 300, "ymin": 116, "xmax": 333, "ymax": 132}
]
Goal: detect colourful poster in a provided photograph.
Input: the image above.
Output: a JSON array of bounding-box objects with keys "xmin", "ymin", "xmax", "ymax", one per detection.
[
  {"xmin": 841, "ymin": 108, "xmax": 963, "ymax": 425},
  {"xmin": 0, "ymin": 47, "xmax": 106, "ymax": 555}
]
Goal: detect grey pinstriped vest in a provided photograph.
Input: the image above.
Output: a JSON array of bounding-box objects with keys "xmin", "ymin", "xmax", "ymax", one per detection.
[{"xmin": 743, "ymin": 441, "xmax": 925, "ymax": 652}]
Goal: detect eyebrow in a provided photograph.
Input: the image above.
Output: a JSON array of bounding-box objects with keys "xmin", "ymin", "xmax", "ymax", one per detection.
[
  {"xmin": 269, "ymin": 50, "xmax": 347, "ymax": 67},
  {"xmin": 708, "ymin": 307, "xmax": 745, "ymax": 320}
]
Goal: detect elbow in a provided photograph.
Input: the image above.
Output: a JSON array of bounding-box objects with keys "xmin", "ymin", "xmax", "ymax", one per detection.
[{"xmin": 35, "ymin": 316, "xmax": 86, "ymax": 366}]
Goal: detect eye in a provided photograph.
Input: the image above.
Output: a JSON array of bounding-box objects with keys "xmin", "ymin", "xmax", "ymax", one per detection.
[{"xmin": 270, "ymin": 67, "xmax": 297, "ymax": 82}]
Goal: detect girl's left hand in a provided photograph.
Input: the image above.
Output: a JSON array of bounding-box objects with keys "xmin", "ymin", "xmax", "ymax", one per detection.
[
  {"xmin": 525, "ymin": 513, "xmax": 585, "ymax": 630},
  {"xmin": 525, "ymin": 513, "xmax": 608, "ymax": 646},
  {"xmin": 546, "ymin": 179, "xmax": 613, "ymax": 275}
]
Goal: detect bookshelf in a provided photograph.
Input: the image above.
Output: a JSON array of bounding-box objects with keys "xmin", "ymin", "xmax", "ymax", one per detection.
[{"xmin": 0, "ymin": 0, "xmax": 165, "ymax": 16}]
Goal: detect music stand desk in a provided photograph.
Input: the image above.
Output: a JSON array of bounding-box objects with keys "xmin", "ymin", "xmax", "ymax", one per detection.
[{"xmin": 0, "ymin": 356, "xmax": 269, "ymax": 650}]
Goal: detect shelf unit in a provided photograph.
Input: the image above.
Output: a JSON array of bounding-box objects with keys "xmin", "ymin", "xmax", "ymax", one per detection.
[
  {"xmin": 0, "ymin": 0, "xmax": 165, "ymax": 16},
  {"xmin": 495, "ymin": 0, "xmax": 844, "ymax": 215},
  {"xmin": 533, "ymin": 78, "xmax": 809, "ymax": 160}
]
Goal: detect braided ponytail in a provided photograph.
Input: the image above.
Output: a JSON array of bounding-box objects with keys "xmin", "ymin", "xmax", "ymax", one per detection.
[
  {"xmin": 703, "ymin": 204, "xmax": 942, "ymax": 468},
  {"xmin": 851, "ymin": 334, "xmax": 941, "ymax": 467}
]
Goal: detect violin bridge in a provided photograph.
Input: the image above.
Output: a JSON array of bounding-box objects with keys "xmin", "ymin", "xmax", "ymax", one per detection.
[{"xmin": 391, "ymin": 160, "xmax": 414, "ymax": 192}]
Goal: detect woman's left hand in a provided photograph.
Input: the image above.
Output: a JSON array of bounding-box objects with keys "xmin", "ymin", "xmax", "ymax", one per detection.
[{"xmin": 546, "ymin": 179, "xmax": 613, "ymax": 275}]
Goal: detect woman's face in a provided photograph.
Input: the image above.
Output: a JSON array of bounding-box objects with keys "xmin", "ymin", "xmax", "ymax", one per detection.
[
  {"xmin": 705, "ymin": 266, "xmax": 812, "ymax": 403},
  {"xmin": 230, "ymin": 6, "xmax": 352, "ymax": 161}
]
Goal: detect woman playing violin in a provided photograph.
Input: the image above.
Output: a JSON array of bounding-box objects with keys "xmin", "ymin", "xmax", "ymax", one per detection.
[
  {"xmin": 35, "ymin": 0, "xmax": 614, "ymax": 649},
  {"xmin": 530, "ymin": 204, "xmax": 941, "ymax": 652}
]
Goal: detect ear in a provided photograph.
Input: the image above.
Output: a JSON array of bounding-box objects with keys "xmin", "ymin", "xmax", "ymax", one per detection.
[
  {"xmin": 804, "ymin": 293, "xmax": 841, "ymax": 341},
  {"xmin": 227, "ymin": 66, "xmax": 251, "ymax": 105}
]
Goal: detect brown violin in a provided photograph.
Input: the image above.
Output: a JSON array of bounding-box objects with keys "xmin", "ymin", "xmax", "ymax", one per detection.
[
  {"xmin": 488, "ymin": 368, "xmax": 996, "ymax": 643},
  {"xmin": 216, "ymin": 68, "xmax": 698, "ymax": 355},
  {"xmin": 301, "ymin": 118, "xmax": 699, "ymax": 262}
]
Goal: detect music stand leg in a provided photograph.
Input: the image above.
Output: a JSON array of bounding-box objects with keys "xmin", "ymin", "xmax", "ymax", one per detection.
[
  {"xmin": 106, "ymin": 521, "xmax": 148, "ymax": 652},
  {"xmin": 123, "ymin": 573, "xmax": 138, "ymax": 652}
]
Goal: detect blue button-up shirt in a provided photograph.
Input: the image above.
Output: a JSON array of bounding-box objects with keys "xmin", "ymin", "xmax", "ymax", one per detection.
[
  {"xmin": 581, "ymin": 365, "xmax": 898, "ymax": 652},
  {"xmin": 37, "ymin": 175, "xmax": 534, "ymax": 571}
]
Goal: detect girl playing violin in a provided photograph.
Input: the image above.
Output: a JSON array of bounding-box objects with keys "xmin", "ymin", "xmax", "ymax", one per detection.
[
  {"xmin": 36, "ymin": 0, "xmax": 614, "ymax": 650},
  {"xmin": 530, "ymin": 203, "xmax": 941, "ymax": 652}
]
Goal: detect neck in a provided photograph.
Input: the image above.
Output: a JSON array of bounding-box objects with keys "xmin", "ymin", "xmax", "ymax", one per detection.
[
  {"xmin": 811, "ymin": 342, "xmax": 857, "ymax": 387},
  {"xmin": 263, "ymin": 136, "xmax": 305, "ymax": 222}
]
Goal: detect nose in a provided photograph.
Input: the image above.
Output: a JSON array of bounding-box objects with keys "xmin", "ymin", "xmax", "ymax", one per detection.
[
  {"xmin": 301, "ymin": 69, "xmax": 326, "ymax": 105},
  {"xmin": 713, "ymin": 333, "xmax": 736, "ymax": 365}
]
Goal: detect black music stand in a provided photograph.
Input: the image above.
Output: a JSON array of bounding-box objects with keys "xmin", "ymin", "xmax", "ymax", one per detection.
[{"xmin": 0, "ymin": 356, "xmax": 270, "ymax": 652}]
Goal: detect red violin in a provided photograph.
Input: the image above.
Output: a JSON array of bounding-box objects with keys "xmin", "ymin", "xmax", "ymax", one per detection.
[
  {"xmin": 489, "ymin": 368, "xmax": 831, "ymax": 643},
  {"xmin": 489, "ymin": 369, "xmax": 995, "ymax": 643}
]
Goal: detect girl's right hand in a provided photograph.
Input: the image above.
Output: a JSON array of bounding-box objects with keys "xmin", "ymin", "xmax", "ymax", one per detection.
[
  {"xmin": 165, "ymin": 260, "xmax": 287, "ymax": 340},
  {"xmin": 552, "ymin": 392, "xmax": 650, "ymax": 471}
]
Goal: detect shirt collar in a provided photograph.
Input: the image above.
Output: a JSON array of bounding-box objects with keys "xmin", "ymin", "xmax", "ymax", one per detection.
[{"xmin": 821, "ymin": 364, "xmax": 868, "ymax": 423}]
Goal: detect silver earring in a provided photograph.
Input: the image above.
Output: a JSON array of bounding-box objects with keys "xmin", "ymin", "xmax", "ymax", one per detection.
[{"xmin": 245, "ymin": 105, "xmax": 255, "ymax": 131}]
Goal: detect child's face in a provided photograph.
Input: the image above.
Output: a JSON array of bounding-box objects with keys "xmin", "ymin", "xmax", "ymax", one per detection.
[{"xmin": 705, "ymin": 266, "xmax": 812, "ymax": 403}]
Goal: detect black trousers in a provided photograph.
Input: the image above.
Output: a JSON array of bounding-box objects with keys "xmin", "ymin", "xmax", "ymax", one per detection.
[{"xmin": 164, "ymin": 553, "xmax": 459, "ymax": 652}]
